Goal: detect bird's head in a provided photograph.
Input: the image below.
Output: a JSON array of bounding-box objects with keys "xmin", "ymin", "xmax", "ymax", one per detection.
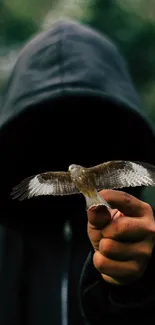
[{"xmin": 68, "ymin": 164, "xmax": 82, "ymax": 172}]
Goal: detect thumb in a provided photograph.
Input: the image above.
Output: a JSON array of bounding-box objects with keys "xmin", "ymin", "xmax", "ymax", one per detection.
[{"xmin": 87, "ymin": 205, "xmax": 111, "ymax": 229}]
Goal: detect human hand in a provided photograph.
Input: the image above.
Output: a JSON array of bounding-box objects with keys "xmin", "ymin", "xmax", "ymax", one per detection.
[{"xmin": 87, "ymin": 190, "xmax": 155, "ymax": 286}]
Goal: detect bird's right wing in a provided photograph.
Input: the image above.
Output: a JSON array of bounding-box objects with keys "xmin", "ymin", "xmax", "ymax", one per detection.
[
  {"xmin": 11, "ymin": 171, "xmax": 80, "ymax": 201},
  {"xmin": 88, "ymin": 160, "xmax": 155, "ymax": 191}
]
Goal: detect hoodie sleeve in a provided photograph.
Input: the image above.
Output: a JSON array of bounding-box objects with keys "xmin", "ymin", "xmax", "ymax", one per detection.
[{"xmin": 79, "ymin": 247, "xmax": 155, "ymax": 325}]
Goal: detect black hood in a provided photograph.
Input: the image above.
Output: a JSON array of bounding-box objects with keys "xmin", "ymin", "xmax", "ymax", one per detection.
[
  {"xmin": 0, "ymin": 19, "xmax": 154, "ymax": 125},
  {"xmin": 0, "ymin": 19, "xmax": 155, "ymax": 214}
]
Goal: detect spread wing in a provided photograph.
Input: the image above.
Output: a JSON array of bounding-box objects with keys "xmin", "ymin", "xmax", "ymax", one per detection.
[
  {"xmin": 88, "ymin": 161, "xmax": 155, "ymax": 190},
  {"xmin": 11, "ymin": 171, "xmax": 79, "ymax": 201}
]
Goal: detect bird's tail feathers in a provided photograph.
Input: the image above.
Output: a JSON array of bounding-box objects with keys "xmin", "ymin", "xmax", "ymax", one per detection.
[{"xmin": 85, "ymin": 191, "xmax": 111, "ymax": 211}]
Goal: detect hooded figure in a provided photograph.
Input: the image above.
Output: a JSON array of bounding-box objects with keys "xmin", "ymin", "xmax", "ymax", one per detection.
[{"xmin": 0, "ymin": 19, "xmax": 155, "ymax": 325}]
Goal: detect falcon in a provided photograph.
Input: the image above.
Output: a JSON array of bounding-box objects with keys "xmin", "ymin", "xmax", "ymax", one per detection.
[{"xmin": 11, "ymin": 160, "xmax": 155, "ymax": 210}]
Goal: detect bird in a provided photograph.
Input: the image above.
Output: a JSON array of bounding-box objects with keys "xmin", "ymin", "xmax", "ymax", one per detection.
[{"xmin": 11, "ymin": 160, "xmax": 155, "ymax": 210}]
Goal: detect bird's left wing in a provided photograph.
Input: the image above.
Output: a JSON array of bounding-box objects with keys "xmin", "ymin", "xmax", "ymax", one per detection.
[
  {"xmin": 11, "ymin": 171, "xmax": 80, "ymax": 201},
  {"xmin": 88, "ymin": 160, "xmax": 155, "ymax": 191}
]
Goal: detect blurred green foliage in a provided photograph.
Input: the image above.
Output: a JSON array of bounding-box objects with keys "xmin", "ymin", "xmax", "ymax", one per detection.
[
  {"xmin": 0, "ymin": 2, "xmax": 38, "ymax": 46},
  {"xmin": 83, "ymin": 1, "xmax": 155, "ymax": 89},
  {"xmin": 80, "ymin": 0, "xmax": 155, "ymax": 120},
  {"xmin": 4, "ymin": 0, "xmax": 57, "ymax": 25}
]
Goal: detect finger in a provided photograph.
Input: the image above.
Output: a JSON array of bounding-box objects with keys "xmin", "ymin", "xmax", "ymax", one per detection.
[
  {"xmin": 87, "ymin": 205, "xmax": 111, "ymax": 228},
  {"xmin": 101, "ymin": 273, "xmax": 124, "ymax": 285},
  {"xmin": 93, "ymin": 250, "xmax": 143, "ymax": 279},
  {"xmin": 100, "ymin": 189, "xmax": 152, "ymax": 217},
  {"xmin": 99, "ymin": 238, "xmax": 153, "ymax": 261},
  {"xmin": 87, "ymin": 223, "xmax": 102, "ymax": 250},
  {"xmin": 101, "ymin": 274, "xmax": 137, "ymax": 286},
  {"xmin": 101, "ymin": 216, "xmax": 155, "ymax": 241}
]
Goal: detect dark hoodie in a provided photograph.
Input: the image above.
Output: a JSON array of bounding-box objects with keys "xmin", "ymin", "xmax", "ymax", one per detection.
[{"xmin": 0, "ymin": 19, "xmax": 155, "ymax": 325}]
